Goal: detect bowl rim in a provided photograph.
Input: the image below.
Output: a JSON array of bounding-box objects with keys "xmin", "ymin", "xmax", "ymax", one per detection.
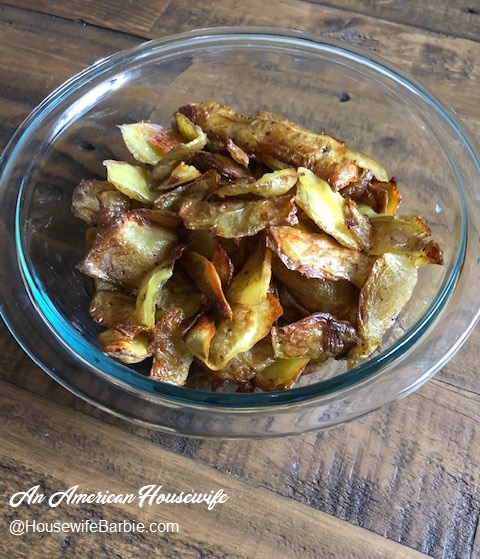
[{"xmin": 1, "ymin": 26, "xmax": 479, "ymax": 434}]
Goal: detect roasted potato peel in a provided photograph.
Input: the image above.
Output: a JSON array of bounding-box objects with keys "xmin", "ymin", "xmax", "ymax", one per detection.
[
  {"xmin": 348, "ymin": 253, "xmax": 418, "ymax": 366},
  {"xmin": 254, "ymin": 358, "xmax": 310, "ymax": 391},
  {"xmin": 295, "ymin": 167, "xmax": 371, "ymax": 251},
  {"xmin": 187, "ymin": 294, "xmax": 282, "ymax": 371},
  {"xmin": 369, "ymin": 215, "xmax": 444, "ymax": 265},
  {"xmin": 267, "ymin": 225, "xmax": 374, "ymax": 288},
  {"xmin": 180, "ymin": 250, "xmax": 232, "ymax": 320},
  {"xmin": 149, "ymin": 307, "xmax": 193, "ymax": 385},
  {"xmin": 98, "ymin": 329, "xmax": 151, "ymax": 364},
  {"xmin": 74, "ymin": 102, "xmax": 444, "ymax": 391},
  {"xmin": 226, "ymin": 243, "xmax": 272, "ymax": 306},
  {"xmin": 179, "ymin": 194, "xmax": 298, "ymax": 238},
  {"xmin": 179, "ymin": 101, "xmax": 386, "ymax": 189},
  {"xmin": 217, "ymin": 168, "xmax": 298, "ymax": 198},
  {"xmin": 78, "ymin": 210, "xmax": 178, "ymax": 293},
  {"xmin": 272, "ymin": 312, "xmax": 358, "ymax": 360},
  {"xmin": 72, "ymin": 179, "xmax": 131, "ymax": 226}
]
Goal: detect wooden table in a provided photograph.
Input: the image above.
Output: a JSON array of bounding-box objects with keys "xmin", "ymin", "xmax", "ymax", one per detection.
[{"xmin": 1, "ymin": 2, "xmax": 479, "ymax": 558}]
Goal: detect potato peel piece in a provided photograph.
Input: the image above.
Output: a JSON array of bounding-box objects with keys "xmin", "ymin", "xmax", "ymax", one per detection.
[
  {"xmin": 78, "ymin": 210, "xmax": 178, "ymax": 293},
  {"xmin": 180, "ymin": 195, "xmax": 298, "ymax": 238},
  {"xmin": 369, "ymin": 215, "xmax": 444, "ymax": 265},
  {"xmin": 225, "ymin": 138, "xmax": 250, "ymax": 167},
  {"xmin": 153, "ymin": 169, "xmax": 219, "ymax": 212},
  {"xmin": 149, "ymin": 308, "xmax": 193, "ymax": 385},
  {"xmin": 271, "ymin": 313, "xmax": 358, "ymax": 360},
  {"xmin": 135, "ymin": 264, "xmax": 174, "ymax": 327},
  {"xmin": 355, "ymin": 178, "xmax": 402, "ymax": 215},
  {"xmin": 344, "ymin": 147, "xmax": 388, "ymax": 183},
  {"xmin": 151, "ymin": 114, "xmax": 207, "ymax": 182},
  {"xmin": 158, "ymin": 272, "xmax": 203, "ymax": 319},
  {"xmin": 206, "ymin": 340, "xmax": 276, "ymax": 384},
  {"xmin": 181, "ymin": 251, "xmax": 232, "ymax": 320},
  {"xmin": 296, "ymin": 167, "xmax": 370, "ymax": 251},
  {"xmin": 187, "ymin": 294, "xmax": 282, "ymax": 371},
  {"xmin": 184, "ymin": 315, "xmax": 216, "ymax": 363},
  {"xmin": 217, "ymin": 168, "xmax": 298, "ymax": 198},
  {"xmin": 191, "ymin": 151, "xmax": 254, "ymax": 181},
  {"xmin": 104, "ymin": 160, "xmax": 156, "ymax": 204},
  {"xmin": 267, "ymin": 226, "xmax": 374, "ymax": 288},
  {"xmin": 254, "ymin": 358, "xmax": 310, "ymax": 391},
  {"xmin": 348, "ymin": 253, "xmax": 418, "ymax": 366},
  {"xmin": 89, "ymin": 289, "xmax": 136, "ymax": 327},
  {"xmin": 208, "ymin": 295, "xmax": 282, "ymax": 370},
  {"xmin": 272, "ymin": 256, "xmax": 358, "ymax": 320},
  {"xmin": 186, "ymin": 229, "xmax": 234, "ymax": 287},
  {"xmin": 226, "ymin": 244, "xmax": 272, "ymax": 306},
  {"xmin": 99, "ymin": 329, "xmax": 151, "ymax": 364},
  {"xmin": 119, "ymin": 122, "xmax": 183, "ymax": 165},
  {"xmin": 72, "ymin": 179, "xmax": 131, "ymax": 226}
]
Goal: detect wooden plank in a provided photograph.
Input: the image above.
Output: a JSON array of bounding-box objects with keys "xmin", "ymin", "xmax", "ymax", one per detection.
[
  {"xmin": 150, "ymin": 0, "xmax": 480, "ymax": 123},
  {"xmin": 6, "ymin": 0, "xmax": 480, "ymax": 43},
  {"xmin": 0, "ymin": 380, "xmax": 430, "ymax": 559},
  {"xmin": 0, "ymin": 5, "xmax": 141, "ymax": 117},
  {"xmin": 0, "ymin": 98, "xmax": 30, "ymax": 152},
  {"xmin": 1, "ymin": 4, "xmax": 479, "ymax": 137},
  {"xmin": 1, "ymin": 0, "xmax": 170, "ymax": 36},
  {"xmin": 165, "ymin": 379, "xmax": 480, "ymax": 559},
  {"xmin": 1, "ymin": 321, "xmax": 479, "ymax": 558},
  {"xmin": 439, "ymin": 326, "xmax": 480, "ymax": 393},
  {"xmin": 317, "ymin": 0, "xmax": 480, "ymax": 43}
]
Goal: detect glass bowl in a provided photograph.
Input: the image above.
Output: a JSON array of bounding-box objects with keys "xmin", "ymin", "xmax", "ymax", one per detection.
[{"xmin": 1, "ymin": 27, "xmax": 479, "ymax": 438}]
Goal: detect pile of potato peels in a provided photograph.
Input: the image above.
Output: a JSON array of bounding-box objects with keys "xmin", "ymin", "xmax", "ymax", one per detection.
[{"xmin": 72, "ymin": 101, "xmax": 443, "ymax": 391}]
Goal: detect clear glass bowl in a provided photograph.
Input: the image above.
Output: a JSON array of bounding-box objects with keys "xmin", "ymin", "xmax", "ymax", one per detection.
[{"xmin": 1, "ymin": 28, "xmax": 479, "ymax": 438}]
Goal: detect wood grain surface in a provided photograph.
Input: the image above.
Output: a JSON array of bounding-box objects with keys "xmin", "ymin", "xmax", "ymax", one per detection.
[{"xmin": 1, "ymin": 2, "xmax": 479, "ymax": 558}]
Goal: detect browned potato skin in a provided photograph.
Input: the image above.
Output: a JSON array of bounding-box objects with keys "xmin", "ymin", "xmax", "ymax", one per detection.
[
  {"xmin": 348, "ymin": 253, "xmax": 418, "ymax": 366},
  {"xmin": 186, "ymin": 229, "xmax": 234, "ymax": 287},
  {"xmin": 191, "ymin": 151, "xmax": 254, "ymax": 181},
  {"xmin": 89, "ymin": 289, "xmax": 136, "ymax": 327},
  {"xmin": 78, "ymin": 210, "xmax": 178, "ymax": 293},
  {"xmin": 272, "ymin": 256, "xmax": 358, "ymax": 321},
  {"xmin": 253, "ymin": 357, "xmax": 310, "ymax": 391},
  {"xmin": 271, "ymin": 312, "xmax": 358, "ymax": 360},
  {"xmin": 180, "ymin": 250, "xmax": 232, "ymax": 320},
  {"xmin": 267, "ymin": 226, "xmax": 374, "ymax": 288},
  {"xmin": 351, "ymin": 178, "xmax": 402, "ymax": 215},
  {"xmin": 179, "ymin": 102, "xmax": 359, "ymax": 190},
  {"xmin": 206, "ymin": 340, "xmax": 276, "ymax": 384},
  {"xmin": 98, "ymin": 329, "xmax": 151, "ymax": 364},
  {"xmin": 149, "ymin": 308, "xmax": 193, "ymax": 385},
  {"xmin": 179, "ymin": 195, "xmax": 298, "ymax": 238},
  {"xmin": 153, "ymin": 169, "xmax": 220, "ymax": 213},
  {"xmin": 369, "ymin": 215, "xmax": 444, "ymax": 264},
  {"xmin": 72, "ymin": 179, "xmax": 131, "ymax": 226},
  {"xmin": 74, "ymin": 102, "xmax": 444, "ymax": 391}
]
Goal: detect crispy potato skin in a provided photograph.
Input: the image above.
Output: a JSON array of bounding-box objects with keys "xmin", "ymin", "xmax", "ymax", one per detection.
[
  {"xmin": 149, "ymin": 308, "xmax": 193, "ymax": 385},
  {"xmin": 179, "ymin": 195, "xmax": 298, "ymax": 238},
  {"xmin": 181, "ymin": 251, "xmax": 232, "ymax": 320},
  {"xmin": 74, "ymin": 102, "xmax": 444, "ymax": 391},
  {"xmin": 272, "ymin": 312, "xmax": 358, "ymax": 360},
  {"xmin": 78, "ymin": 210, "xmax": 178, "ymax": 293},
  {"xmin": 179, "ymin": 102, "xmax": 386, "ymax": 190},
  {"xmin": 348, "ymin": 253, "xmax": 418, "ymax": 366},
  {"xmin": 72, "ymin": 179, "xmax": 131, "ymax": 226},
  {"xmin": 267, "ymin": 226, "xmax": 374, "ymax": 288}
]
